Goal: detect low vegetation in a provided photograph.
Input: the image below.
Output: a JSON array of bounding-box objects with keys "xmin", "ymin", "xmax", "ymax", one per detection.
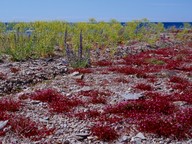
[{"xmin": 0, "ymin": 19, "xmax": 191, "ymax": 65}]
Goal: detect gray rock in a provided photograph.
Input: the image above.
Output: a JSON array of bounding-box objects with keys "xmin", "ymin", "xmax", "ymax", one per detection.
[
  {"xmin": 0, "ymin": 120, "xmax": 9, "ymax": 130},
  {"xmin": 72, "ymin": 74, "xmax": 84, "ymax": 80},
  {"xmin": 39, "ymin": 118, "xmax": 49, "ymax": 123},
  {"xmin": 173, "ymin": 101, "xmax": 187, "ymax": 106},
  {"xmin": 63, "ymin": 139, "xmax": 70, "ymax": 144},
  {"xmin": 187, "ymin": 139, "xmax": 192, "ymax": 144},
  {"xmin": 130, "ymin": 137, "xmax": 142, "ymax": 144},
  {"xmin": 74, "ymin": 135, "xmax": 86, "ymax": 141},
  {"xmin": 69, "ymin": 72, "xmax": 80, "ymax": 77},
  {"xmin": 31, "ymin": 100, "xmax": 42, "ymax": 104},
  {"xmin": 135, "ymin": 132, "xmax": 146, "ymax": 140},
  {"xmin": 131, "ymin": 132, "xmax": 146, "ymax": 144},
  {"xmin": 121, "ymin": 93, "xmax": 142, "ymax": 100},
  {"xmin": 120, "ymin": 135, "xmax": 130, "ymax": 142},
  {"xmin": 75, "ymin": 133, "xmax": 90, "ymax": 138}
]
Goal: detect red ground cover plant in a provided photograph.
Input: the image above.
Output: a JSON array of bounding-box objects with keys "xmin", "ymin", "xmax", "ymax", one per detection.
[
  {"xmin": 18, "ymin": 93, "xmax": 29, "ymax": 100},
  {"xmin": 30, "ymin": 89, "xmax": 61, "ymax": 103},
  {"xmin": 165, "ymin": 60, "xmax": 183, "ymax": 70},
  {"xmin": 143, "ymin": 91, "xmax": 165, "ymax": 99},
  {"xmin": 49, "ymin": 97, "xmax": 84, "ymax": 113},
  {"xmin": 10, "ymin": 67, "xmax": 20, "ymax": 73},
  {"xmin": 0, "ymin": 131, "xmax": 6, "ymax": 136},
  {"xmin": 172, "ymin": 83, "xmax": 188, "ymax": 91},
  {"xmin": 9, "ymin": 115, "xmax": 55, "ymax": 140},
  {"xmin": 0, "ymin": 72, "xmax": 7, "ymax": 80},
  {"xmin": 107, "ymin": 66, "xmax": 139, "ymax": 75},
  {"xmin": 0, "ymin": 111, "xmax": 10, "ymax": 121},
  {"xmin": 75, "ymin": 79, "xmax": 87, "ymax": 86},
  {"xmin": 0, "ymin": 98, "xmax": 21, "ymax": 112},
  {"xmin": 176, "ymin": 66, "xmax": 192, "ymax": 72},
  {"xmin": 94, "ymin": 60, "xmax": 112, "ymax": 67},
  {"xmin": 123, "ymin": 54, "xmax": 148, "ymax": 66},
  {"xmin": 170, "ymin": 81, "xmax": 192, "ymax": 93},
  {"xmin": 139, "ymin": 108, "xmax": 192, "ymax": 140},
  {"xmin": 134, "ymin": 83, "xmax": 153, "ymax": 91},
  {"xmin": 171, "ymin": 92, "xmax": 192, "ymax": 104},
  {"xmin": 105, "ymin": 98, "xmax": 176, "ymax": 116},
  {"xmin": 169, "ymin": 76, "xmax": 189, "ymax": 84},
  {"xmin": 152, "ymin": 47, "xmax": 175, "ymax": 56},
  {"xmin": 89, "ymin": 96, "xmax": 107, "ymax": 104},
  {"xmin": 30, "ymin": 89, "xmax": 84, "ymax": 113},
  {"xmin": 107, "ymin": 65, "xmax": 157, "ymax": 78},
  {"xmin": 91, "ymin": 125, "xmax": 119, "ymax": 141},
  {"xmin": 135, "ymin": 70, "xmax": 149, "ymax": 78}
]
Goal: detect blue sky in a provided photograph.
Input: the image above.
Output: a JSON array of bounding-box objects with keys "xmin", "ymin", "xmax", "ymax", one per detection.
[{"xmin": 0, "ymin": 0, "xmax": 191, "ymax": 22}]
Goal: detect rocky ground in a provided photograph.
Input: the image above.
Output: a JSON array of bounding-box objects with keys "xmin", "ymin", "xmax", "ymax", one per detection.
[{"xmin": 0, "ymin": 40, "xmax": 192, "ymax": 144}]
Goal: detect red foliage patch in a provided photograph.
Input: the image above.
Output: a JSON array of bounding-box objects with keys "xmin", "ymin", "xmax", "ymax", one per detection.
[
  {"xmin": 107, "ymin": 66, "xmax": 139, "ymax": 75},
  {"xmin": 89, "ymin": 96, "xmax": 107, "ymax": 104},
  {"xmin": 0, "ymin": 98, "xmax": 21, "ymax": 112},
  {"xmin": 135, "ymin": 83, "xmax": 153, "ymax": 91},
  {"xmin": 94, "ymin": 60, "xmax": 112, "ymax": 67},
  {"xmin": 174, "ymin": 65, "xmax": 192, "ymax": 72},
  {"xmin": 123, "ymin": 55, "xmax": 147, "ymax": 66},
  {"xmin": 49, "ymin": 97, "xmax": 84, "ymax": 113},
  {"xmin": 0, "ymin": 111, "xmax": 9, "ymax": 120},
  {"xmin": 10, "ymin": 67, "xmax": 20, "ymax": 73},
  {"xmin": 169, "ymin": 76, "xmax": 189, "ymax": 84},
  {"xmin": 171, "ymin": 92, "xmax": 192, "ymax": 104},
  {"xmin": 170, "ymin": 81, "xmax": 192, "ymax": 93},
  {"xmin": 144, "ymin": 91, "xmax": 164, "ymax": 99},
  {"xmin": 75, "ymin": 79, "xmax": 87, "ymax": 86},
  {"xmin": 0, "ymin": 131, "xmax": 6, "ymax": 136},
  {"xmin": 30, "ymin": 89, "xmax": 84, "ymax": 113},
  {"xmin": 139, "ymin": 108, "xmax": 192, "ymax": 140},
  {"xmin": 105, "ymin": 98, "xmax": 176, "ymax": 116},
  {"xmin": 91, "ymin": 125, "xmax": 119, "ymax": 141},
  {"xmin": 18, "ymin": 93, "xmax": 29, "ymax": 100},
  {"xmin": 9, "ymin": 115, "xmax": 55, "ymax": 140},
  {"xmin": 0, "ymin": 72, "xmax": 7, "ymax": 80},
  {"xmin": 30, "ymin": 89, "xmax": 61, "ymax": 103}
]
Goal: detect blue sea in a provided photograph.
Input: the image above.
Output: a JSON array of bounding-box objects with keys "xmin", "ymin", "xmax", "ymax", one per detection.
[
  {"xmin": 163, "ymin": 22, "xmax": 192, "ymax": 29},
  {"xmin": 121, "ymin": 22, "xmax": 192, "ymax": 29},
  {"xmin": 4, "ymin": 22, "xmax": 192, "ymax": 30}
]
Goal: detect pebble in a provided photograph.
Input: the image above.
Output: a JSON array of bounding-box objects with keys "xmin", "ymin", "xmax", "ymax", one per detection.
[
  {"xmin": 119, "ymin": 135, "xmax": 130, "ymax": 142},
  {"xmin": 69, "ymin": 71, "xmax": 80, "ymax": 77},
  {"xmin": 0, "ymin": 120, "xmax": 9, "ymax": 130},
  {"xmin": 72, "ymin": 74, "xmax": 84, "ymax": 80},
  {"xmin": 63, "ymin": 140, "xmax": 70, "ymax": 144},
  {"xmin": 0, "ymin": 58, "xmax": 67, "ymax": 95},
  {"xmin": 135, "ymin": 132, "xmax": 146, "ymax": 140}
]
